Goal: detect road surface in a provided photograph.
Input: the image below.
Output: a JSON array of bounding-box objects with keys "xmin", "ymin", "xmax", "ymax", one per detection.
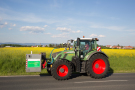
[{"xmin": 0, "ymin": 73, "xmax": 135, "ymax": 90}]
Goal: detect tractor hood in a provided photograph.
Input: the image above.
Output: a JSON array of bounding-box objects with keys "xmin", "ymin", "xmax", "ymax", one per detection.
[
  {"xmin": 53, "ymin": 50, "xmax": 75, "ymax": 62},
  {"xmin": 52, "ymin": 50, "xmax": 75, "ymax": 58}
]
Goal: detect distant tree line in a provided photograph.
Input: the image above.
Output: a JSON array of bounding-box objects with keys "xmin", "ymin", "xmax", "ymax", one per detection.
[
  {"xmin": 2, "ymin": 43, "xmax": 134, "ymax": 49},
  {"xmin": 45, "ymin": 43, "xmax": 68, "ymax": 48},
  {"xmin": 0, "ymin": 44, "xmax": 31, "ymax": 47},
  {"xmin": 0, "ymin": 43, "xmax": 68, "ymax": 48},
  {"xmin": 97, "ymin": 45, "xmax": 111, "ymax": 49}
]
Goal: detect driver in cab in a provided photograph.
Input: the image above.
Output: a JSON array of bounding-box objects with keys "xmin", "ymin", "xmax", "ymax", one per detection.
[
  {"xmin": 85, "ymin": 42, "xmax": 89, "ymax": 50},
  {"xmin": 82, "ymin": 42, "xmax": 89, "ymax": 56}
]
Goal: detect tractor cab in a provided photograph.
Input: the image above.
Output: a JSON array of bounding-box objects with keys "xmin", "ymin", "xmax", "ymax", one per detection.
[{"xmin": 73, "ymin": 38, "xmax": 99, "ymax": 59}]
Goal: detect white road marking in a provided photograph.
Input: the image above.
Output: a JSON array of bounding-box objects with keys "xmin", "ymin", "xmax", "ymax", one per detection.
[
  {"xmin": 107, "ymin": 80, "xmax": 128, "ymax": 81},
  {"xmin": 74, "ymin": 80, "xmax": 128, "ymax": 83}
]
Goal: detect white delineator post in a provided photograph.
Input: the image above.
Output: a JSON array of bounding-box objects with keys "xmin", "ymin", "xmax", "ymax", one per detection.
[{"xmin": 31, "ymin": 51, "xmax": 32, "ymax": 54}]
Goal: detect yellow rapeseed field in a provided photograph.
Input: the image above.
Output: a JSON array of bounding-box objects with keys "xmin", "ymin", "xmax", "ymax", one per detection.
[
  {"xmin": 102, "ymin": 49, "xmax": 135, "ymax": 57},
  {"xmin": 0, "ymin": 47, "xmax": 65, "ymax": 58},
  {"xmin": 1, "ymin": 47, "xmax": 135, "ymax": 57}
]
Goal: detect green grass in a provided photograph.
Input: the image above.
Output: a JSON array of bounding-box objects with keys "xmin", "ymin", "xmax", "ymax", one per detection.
[{"xmin": 109, "ymin": 56, "xmax": 135, "ymax": 73}]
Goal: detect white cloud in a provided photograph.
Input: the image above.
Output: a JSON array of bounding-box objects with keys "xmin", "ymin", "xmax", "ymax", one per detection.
[
  {"xmin": 72, "ymin": 30, "xmax": 83, "ymax": 33},
  {"xmin": 44, "ymin": 33, "xmax": 51, "ymax": 35},
  {"xmin": 20, "ymin": 26, "xmax": 45, "ymax": 33},
  {"xmin": 90, "ymin": 25, "xmax": 125, "ymax": 31},
  {"xmin": 44, "ymin": 25, "xmax": 48, "ymax": 27},
  {"xmin": 90, "ymin": 34, "xmax": 98, "ymax": 37},
  {"xmin": 98, "ymin": 35, "xmax": 105, "ymax": 37},
  {"xmin": 9, "ymin": 23, "xmax": 16, "ymax": 27},
  {"xmin": 51, "ymin": 33, "xmax": 69, "ymax": 38},
  {"xmin": 13, "ymin": 24, "xmax": 16, "ymax": 26},
  {"xmin": 56, "ymin": 27, "xmax": 82, "ymax": 33},
  {"xmin": 90, "ymin": 34, "xmax": 105, "ymax": 37},
  {"xmin": 5, "ymin": 22, "xmax": 8, "ymax": 25},
  {"xmin": 8, "ymin": 28, "xmax": 12, "ymax": 30},
  {"xmin": 56, "ymin": 27, "xmax": 71, "ymax": 32}
]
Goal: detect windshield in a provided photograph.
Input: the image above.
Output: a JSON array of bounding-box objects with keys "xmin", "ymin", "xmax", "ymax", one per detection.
[
  {"xmin": 79, "ymin": 40, "xmax": 91, "ymax": 51},
  {"xmin": 73, "ymin": 40, "xmax": 96, "ymax": 50}
]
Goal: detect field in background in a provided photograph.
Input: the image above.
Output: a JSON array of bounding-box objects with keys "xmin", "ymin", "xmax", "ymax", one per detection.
[
  {"xmin": 0, "ymin": 47, "xmax": 135, "ymax": 76},
  {"xmin": 102, "ymin": 49, "xmax": 135, "ymax": 73}
]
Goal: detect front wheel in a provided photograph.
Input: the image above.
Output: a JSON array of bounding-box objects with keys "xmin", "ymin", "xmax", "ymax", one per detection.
[
  {"xmin": 86, "ymin": 53, "xmax": 110, "ymax": 78},
  {"xmin": 51, "ymin": 60, "xmax": 72, "ymax": 80}
]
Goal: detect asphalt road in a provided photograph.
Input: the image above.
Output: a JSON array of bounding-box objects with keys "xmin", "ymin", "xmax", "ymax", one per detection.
[{"xmin": 0, "ymin": 73, "xmax": 135, "ymax": 90}]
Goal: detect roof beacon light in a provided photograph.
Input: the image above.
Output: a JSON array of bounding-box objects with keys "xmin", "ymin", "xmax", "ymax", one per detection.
[
  {"xmin": 95, "ymin": 38, "xmax": 99, "ymax": 41},
  {"xmin": 83, "ymin": 36, "xmax": 85, "ymax": 38}
]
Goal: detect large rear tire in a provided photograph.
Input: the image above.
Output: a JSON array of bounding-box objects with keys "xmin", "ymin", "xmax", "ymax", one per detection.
[
  {"xmin": 86, "ymin": 53, "xmax": 110, "ymax": 78},
  {"xmin": 51, "ymin": 60, "xmax": 72, "ymax": 80}
]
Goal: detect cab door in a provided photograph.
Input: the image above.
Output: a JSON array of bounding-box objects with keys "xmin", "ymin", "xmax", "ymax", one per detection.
[{"xmin": 79, "ymin": 40, "xmax": 91, "ymax": 58}]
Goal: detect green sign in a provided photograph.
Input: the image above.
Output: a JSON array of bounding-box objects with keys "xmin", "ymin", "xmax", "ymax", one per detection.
[{"xmin": 28, "ymin": 59, "xmax": 40, "ymax": 67}]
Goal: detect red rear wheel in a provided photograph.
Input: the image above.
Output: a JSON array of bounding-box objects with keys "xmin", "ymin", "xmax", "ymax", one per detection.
[
  {"xmin": 86, "ymin": 53, "xmax": 109, "ymax": 78},
  {"xmin": 92, "ymin": 59, "xmax": 106, "ymax": 74},
  {"xmin": 57, "ymin": 65, "xmax": 68, "ymax": 77}
]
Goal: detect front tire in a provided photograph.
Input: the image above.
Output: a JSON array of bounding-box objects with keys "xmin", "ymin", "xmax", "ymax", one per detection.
[
  {"xmin": 51, "ymin": 60, "xmax": 72, "ymax": 80},
  {"xmin": 86, "ymin": 53, "xmax": 110, "ymax": 78}
]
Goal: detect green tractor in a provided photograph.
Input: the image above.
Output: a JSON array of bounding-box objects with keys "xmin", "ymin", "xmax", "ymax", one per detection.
[{"xmin": 26, "ymin": 37, "xmax": 110, "ymax": 80}]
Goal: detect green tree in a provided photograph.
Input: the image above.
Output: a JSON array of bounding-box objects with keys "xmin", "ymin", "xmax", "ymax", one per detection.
[{"xmin": 49, "ymin": 44, "xmax": 52, "ymax": 47}]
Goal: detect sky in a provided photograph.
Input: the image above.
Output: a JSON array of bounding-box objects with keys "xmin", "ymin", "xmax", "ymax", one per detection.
[{"xmin": 0, "ymin": 0, "xmax": 135, "ymax": 46}]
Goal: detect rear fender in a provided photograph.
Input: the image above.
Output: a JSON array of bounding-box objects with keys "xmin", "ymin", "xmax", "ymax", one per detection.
[{"xmin": 86, "ymin": 51, "xmax": 108, "ymax": 60}]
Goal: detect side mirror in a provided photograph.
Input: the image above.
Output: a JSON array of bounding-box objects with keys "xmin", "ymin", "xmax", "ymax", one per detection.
[{"xmin": 77, "ymin": 38, "xmax": 80, "ymax": 46}]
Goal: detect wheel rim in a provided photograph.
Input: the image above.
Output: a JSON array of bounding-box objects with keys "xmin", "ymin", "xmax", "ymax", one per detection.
[
  {"xmin": 57, "ymin": 65, "xmax": 68, "ymax": 77},
  {"xmin": 92, "ymin": 59, "xmax": 106, "ymax": 74}
]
